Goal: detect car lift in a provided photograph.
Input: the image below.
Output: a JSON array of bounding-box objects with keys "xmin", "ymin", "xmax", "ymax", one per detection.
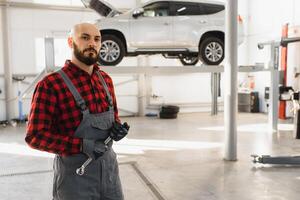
[{"xmin": 252, "ymin": 36, "xmax": 300, "ymax": 165}]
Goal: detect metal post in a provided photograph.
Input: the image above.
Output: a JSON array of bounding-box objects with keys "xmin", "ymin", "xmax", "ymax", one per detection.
[
  {"xmin": 137, "ymin": 56, "xmax": 147, "ymax": 116},
  {"xmin": 2, "ymin": 4, "xmax": 14, "ymax": 121},
  {"xmin": 269, "ymin": 44, "xmax": 279, "ymax": 132},
  {"xmin": 45, "ymin": 37, "xmax": 55, "ymax": 72},
  {"xmin": 224, "ymin": 0, "xmax": 238, "ymax": 161},
  {"xmin": 211, "ymin": 72, "xmax": 219, "ymax": 115},
  {"xmin": 135, "ymin": 0, "xmax": 146, "ymax": 117}
]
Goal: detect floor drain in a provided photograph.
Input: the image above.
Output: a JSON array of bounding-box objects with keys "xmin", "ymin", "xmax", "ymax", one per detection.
[{"xmin": 120, "ymin": 161, "xmax": 167, "ymax": 200}]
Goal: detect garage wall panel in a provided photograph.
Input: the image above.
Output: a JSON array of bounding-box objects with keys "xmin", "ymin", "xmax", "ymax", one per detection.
[
  {"xmin": 10, "ymin": 30, "xmax": 36, "ymax": 74},
  {"xmin": 247, "ymin": 0, "xmax": 297, "ymax": 65},
  {"xmin": 0, "ymin": 9, "xmax": 4, "ymax": 75},
  {"xmin": 295, "ymin": 1, "xmax": 300, "ymax": 25},
  {"xmin": 152, "ymin": 74, "xmax": 212, "ymax": 104}
]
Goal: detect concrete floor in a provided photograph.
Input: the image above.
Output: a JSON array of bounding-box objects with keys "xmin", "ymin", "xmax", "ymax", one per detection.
[{"xmin": 1, "ymin": 112, "xmax": 300, "ymax": 200}]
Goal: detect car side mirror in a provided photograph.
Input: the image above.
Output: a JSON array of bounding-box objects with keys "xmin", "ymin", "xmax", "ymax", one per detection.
[{"xmin": 132, "ymin": 8, "xmax": 144, "ymax": 18}]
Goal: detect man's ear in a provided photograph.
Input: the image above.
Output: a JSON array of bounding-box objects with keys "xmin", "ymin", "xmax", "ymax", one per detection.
[{"xmin": 68, "ymin": 37, "xmax": 73, "ymax": 48}]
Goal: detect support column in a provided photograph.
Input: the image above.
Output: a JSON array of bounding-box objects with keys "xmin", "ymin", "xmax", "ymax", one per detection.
[
  {"xmin": 2, "ymin": 5, "xmax": 14, "ymax": 121},
  {"xmin": 45, "ymin": 37, "xmax": 55, "ymax": 72},
  {"xmin": 135, "ymin": 0, "xmax": 146, "ymax": 117},
  {"xmin": 269, "ymin": 44, "xmax": 279, "ymax": 132},
  {"xmin": 137, "ymin": 56, "xmax": 147, "ymax": 116},
  {"xmin": 224, "ymin": 0, "xmax": 238, "ymax": 161},
  {"xmin": 211, "ymin": 72, "xmax": 220, "ymax": 115}
]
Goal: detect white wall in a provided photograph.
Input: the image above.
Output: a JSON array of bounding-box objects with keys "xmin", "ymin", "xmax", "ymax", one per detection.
[{"xmin": 9, "ymin": 8, "xmax": 99, "ymax": 73}]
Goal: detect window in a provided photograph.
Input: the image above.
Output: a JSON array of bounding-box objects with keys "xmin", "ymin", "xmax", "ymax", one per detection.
[
  {"xmin": 171, "ymin": 2, "xmax": 204, "ymax": 16},
  {"xmin": 143, "ymin": 2, "xmax": 170, "ymax": 17},
  {"xmin": 202, "ymin": 4, "xmax": 225, "ymax": 15}
]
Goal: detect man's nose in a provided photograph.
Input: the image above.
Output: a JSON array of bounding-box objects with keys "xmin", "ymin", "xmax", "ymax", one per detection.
[
  {"xmin": 88, "ymin": 42, "xmax": 96, "ymax": 48},
  {"xmin": 88, "ymin": 40, "xmax": 97, "ymax": 48}
]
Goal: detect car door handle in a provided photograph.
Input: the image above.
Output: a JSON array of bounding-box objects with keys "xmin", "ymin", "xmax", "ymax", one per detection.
[
  {"xmin": 163, "ymin": 22, "xmax": 170, "ymax": 26},
  {"xmin": 198, "ymin": 20, "xmax": 207, "ymax": 24}
]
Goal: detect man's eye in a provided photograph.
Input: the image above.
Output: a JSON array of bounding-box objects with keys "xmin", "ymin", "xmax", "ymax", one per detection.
[
  {"xmin": 95, "ymin": 38, "xmax": 101, "ymax": 42},
  {"xmin": 82, "ymin": 36, "xmax": 89, "ymax": 40}
]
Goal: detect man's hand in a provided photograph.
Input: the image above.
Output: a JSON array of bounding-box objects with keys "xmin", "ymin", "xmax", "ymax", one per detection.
[
  {"xmin": 82, "ymin": 139, "xmax": 107, "ymax": 160},
  {"xmin": 110, "ymin": 122, "xmax": 130, "ymax": 141}
]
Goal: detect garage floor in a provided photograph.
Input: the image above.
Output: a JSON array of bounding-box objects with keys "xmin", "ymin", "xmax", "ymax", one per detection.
[{"xmin": 1, "ymin": 112, "xmax": 300, "ymax": 200}]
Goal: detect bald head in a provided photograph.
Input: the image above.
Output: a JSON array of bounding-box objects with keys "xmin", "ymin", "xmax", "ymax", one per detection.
[
  {"xmin": 69, "ymin": 23, "xmax": 100, "ymax": 38},
  {"xmin": 68, "ymin": 23, "xmax": 101, "ymax": 68}
]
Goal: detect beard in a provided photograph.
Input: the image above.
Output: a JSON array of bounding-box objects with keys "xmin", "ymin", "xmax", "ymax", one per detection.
[{"xmin": 73, "ymin": 42, "xmax": 99, "ymax": 66}]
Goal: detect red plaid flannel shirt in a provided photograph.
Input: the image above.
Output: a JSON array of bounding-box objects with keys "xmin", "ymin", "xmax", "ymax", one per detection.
[{"xmin": 25, "ymin": 60, "xmax": 119, "ymax": 156}]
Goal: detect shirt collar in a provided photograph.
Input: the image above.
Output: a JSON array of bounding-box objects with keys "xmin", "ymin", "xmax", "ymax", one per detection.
[{"xmin": 64, "ymin": 60, "xmax": 100, "ymax": 76}]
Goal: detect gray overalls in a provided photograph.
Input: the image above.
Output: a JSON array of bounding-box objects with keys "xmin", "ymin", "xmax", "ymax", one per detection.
[{"xmin": 53, "ymin": 69, "xmax": 124, "ymax": 200}]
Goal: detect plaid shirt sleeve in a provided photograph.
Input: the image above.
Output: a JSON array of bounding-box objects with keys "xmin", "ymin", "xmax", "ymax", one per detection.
[{"xmin": 25, "ymin": 79, "xmax": 81, "ymax": 155}]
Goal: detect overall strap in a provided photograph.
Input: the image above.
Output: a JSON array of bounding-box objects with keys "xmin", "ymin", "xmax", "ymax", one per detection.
[
  {"xmin": 57, "ymin": 70, "xmax": 89, "ymax": 114},
  {"xmin": 96, "ymin": 71, "xmax": 113, "ymax": 108}
]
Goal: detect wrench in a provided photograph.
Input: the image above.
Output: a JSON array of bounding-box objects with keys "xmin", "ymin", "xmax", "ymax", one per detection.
[
  {"xmin": 76, "ymin": 137, "xmax": 112, "ymax": 175},
  {"xmin": 104, "ymin": 136, "xmax": 112, "ymax": 146},
  {"xmin": 76, "ymin": 157, "xmax": 93, "ymax": 175}
]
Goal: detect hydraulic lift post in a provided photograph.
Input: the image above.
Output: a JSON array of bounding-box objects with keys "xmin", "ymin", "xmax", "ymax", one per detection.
[{"xmin": 252, "ymin": 36, "xmax": 300, "ymax": 165}]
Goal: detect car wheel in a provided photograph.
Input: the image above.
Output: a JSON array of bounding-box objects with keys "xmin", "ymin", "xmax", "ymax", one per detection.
[
  {"xmin": 99, "ymin": 35, "xmax": 125, "ymax": 66},
  {"xmin": 179, "ymin": 55, "xmax": 199, "ymax": 66},
  {"xmin": 199, "ymin": 37, "xmax": 224, "ymax": 65},
  {"xmin": 159, "ymin": 105, "xmax": 180, "ymax": 119}
]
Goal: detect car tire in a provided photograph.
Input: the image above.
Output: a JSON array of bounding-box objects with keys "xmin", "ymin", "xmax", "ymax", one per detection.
[
  {"xmin": 161, "ymin": 105, "xmax": 180, "ymax": 113},
  {"xmin": 159, "ymin": 105, "xmax": 180, "ymax": 119},
  {"xmin": 99, "ymin": 35, "xmax": 125, "ymax": 66},
  {"xmin": 159, "ymin": 112, "xmax": 178, "ymax": 119},
  {"xmin": 199, "ymin": 37, "xmax": 224, "ymax": 65},
  {"xmin": 179, "ymin": 55, "xmax": 199, "ymax": 66}
]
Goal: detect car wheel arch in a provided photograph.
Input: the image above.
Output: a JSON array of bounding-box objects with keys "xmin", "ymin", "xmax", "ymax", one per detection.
[
  {"xmin": 198, "ymin": 31, "xmax": 225, "ymax": 65},
  {"xmin": 199, "ymin": 31, "xmax": 224, "ymax": 49},
  {"xmin": 100, "ymin": 29, "xmax": 127, "ymax": 53}
]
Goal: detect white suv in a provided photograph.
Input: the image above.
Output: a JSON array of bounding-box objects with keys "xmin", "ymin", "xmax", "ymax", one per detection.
[{"xmin": 82, "ymin": 0, "xmax": 244, "ymax": 66}]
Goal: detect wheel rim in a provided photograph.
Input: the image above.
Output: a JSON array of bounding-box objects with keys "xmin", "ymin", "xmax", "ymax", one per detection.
[
  {"xmin": 204, "ymin": 42, "xmax": 223, "ymax": 63},
  {"xmin": 99, "ymin": 40, "xmax": 120, "ymax": 63},
  {"xmin": 182, "ymin": 56, "xmax": 198, "ymax": 64}
]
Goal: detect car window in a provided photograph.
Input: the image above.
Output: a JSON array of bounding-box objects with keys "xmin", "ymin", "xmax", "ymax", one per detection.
[
  {"xmin": 143, "ymin": 2, "xmax": 170, "ymax": 17},
  {"xmin": 171, "ymin": 2, "xmax": 204, "ymax": 16},
  {"xmin": 202, "ymin": 3, "xmax": 225, "ymax": 15}
]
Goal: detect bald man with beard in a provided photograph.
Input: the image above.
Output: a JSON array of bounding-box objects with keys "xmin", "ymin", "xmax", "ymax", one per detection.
[{"xmin": 25, "ymin": 23, "xmax": 129, "ymax": 200}]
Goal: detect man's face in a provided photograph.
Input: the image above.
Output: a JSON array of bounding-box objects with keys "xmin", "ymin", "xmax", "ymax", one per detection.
[
  {"xmin": 71, "ymin": 25, "xmax": 101, "ymax": 66},
  {"xmin": 73, "ymin": 41, "xmax": 99, "ymax": 66}
]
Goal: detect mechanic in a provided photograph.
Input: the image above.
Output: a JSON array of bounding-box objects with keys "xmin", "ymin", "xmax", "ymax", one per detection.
[{"xmin": 25, "ymin": 22, "xmax": 129, "ymax": 200}]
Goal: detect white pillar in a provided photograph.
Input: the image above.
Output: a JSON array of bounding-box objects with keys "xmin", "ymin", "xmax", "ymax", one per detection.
[
  {"xmin": 137, "ymin": 56, "xmax": 147, "ymax": 116},
  {"xmin": 211, "ymin": 72, "xmax": 219, "ymax": 115},
  {"xmin": 2, "ymin": 5, "xmax": 14, "ymax": 121},
  {"xmin": 224, "ymin": 0, "xmax": 238, "ymax": 161},
  {"xmin": 269, "ymin": 44, "xmax": 279, "ymax": 132},
  {"xmin": 45, "ymin": 38, "xmax": 55, "ymax": 72}
]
